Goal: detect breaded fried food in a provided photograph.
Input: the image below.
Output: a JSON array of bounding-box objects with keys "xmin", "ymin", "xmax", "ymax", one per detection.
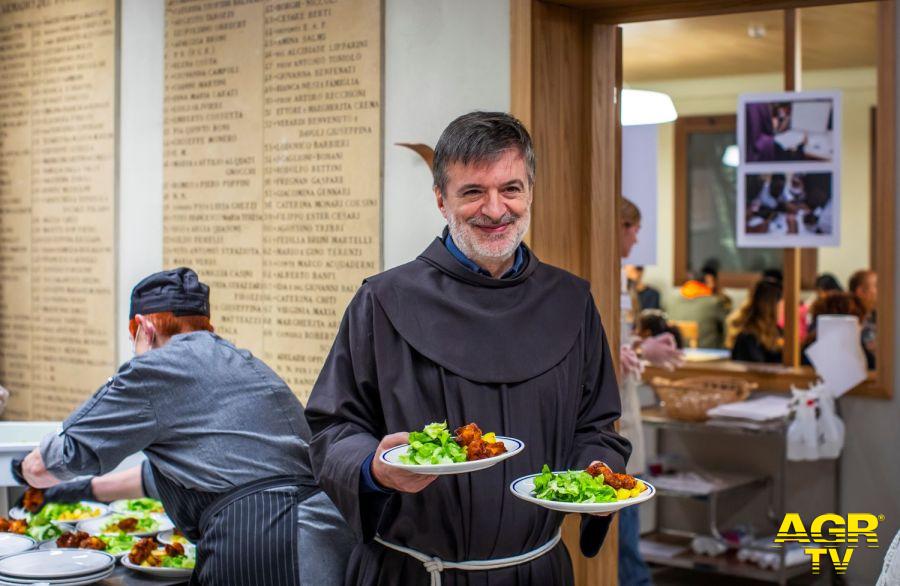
[
  {"xmin": 0, "ymin": 518, "xmax": 10, "ymax": 532},
  {"xmin": 454, "ymin": 423, "xmax": 482, "ymax": 445},
  {"xmin": 164, "ymin": 542, "xmax": 185, "ymax": 557},
  {"xmin": 128, "ymin": 537, "xmax": 157, "ymax": 564},
  {"xmin": 117, "ymin": 517, "xmax": 138, "ymax": 532},
  {"xmin": 22, "ymin": 488, "xmax": 44, "ymax": 514},
  {"xmin": 585, "ymin": 462, "xmax": 637, "ymax": 490},
  {"xmin": 57, "ymin": 531, "xmax": 89, "ymax": 548},
  {"xmin": 80, "ymin": 536, "xmax": 107, "ymax": 550},
  {"xmin": 454, "ymin": 423, "xmax": 508, "ymax": 461},
  {"xmin": 8, "ymin": 520, "xmax": 27, "ymax": 535}
]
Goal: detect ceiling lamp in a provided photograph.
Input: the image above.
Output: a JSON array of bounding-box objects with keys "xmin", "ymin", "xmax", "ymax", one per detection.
[
  {"xmin": 620, "ymin": 89, "xmax": 678, "ymax": 126},
  {"xmin": 722, "ymin": 144, "xmax": 740, "ymax": 168}
]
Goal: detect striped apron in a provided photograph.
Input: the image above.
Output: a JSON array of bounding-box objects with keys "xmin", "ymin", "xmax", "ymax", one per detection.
[{"xmin": 150, "ymin": 463, "xmax": 320, "ymax": 586}]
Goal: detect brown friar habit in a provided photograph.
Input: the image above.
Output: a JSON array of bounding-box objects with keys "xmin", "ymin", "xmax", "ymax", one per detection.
[{"xmin": 306, "ymin": 234, "xmax": 631, "ymax": 586}]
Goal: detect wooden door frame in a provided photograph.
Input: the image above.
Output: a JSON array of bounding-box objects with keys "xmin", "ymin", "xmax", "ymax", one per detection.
[{"xmin": 512, "ymin": 0, "xmax": 895, "ymax": 402}]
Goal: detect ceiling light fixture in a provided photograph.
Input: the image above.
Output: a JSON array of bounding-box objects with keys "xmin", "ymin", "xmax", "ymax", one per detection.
[{"xmin": 620, "ymin": 89, "xmax": 678, "ymax": 126}]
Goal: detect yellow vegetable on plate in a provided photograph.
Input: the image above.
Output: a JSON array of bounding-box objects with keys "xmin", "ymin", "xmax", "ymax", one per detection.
[
  {"xmin": 629, "ymin": 480, "xmax": 646, "ymax": 499},
  {"xmin": 482, "ymin": 432, "xmax": 496, "ymax": 443},
  {"xmin": 57, "ymin": 508, "xmax": 100, "ymax": 521},
  {"xmin": 615, "ymin": 488, "xmax": 631, "ymax": 500}
]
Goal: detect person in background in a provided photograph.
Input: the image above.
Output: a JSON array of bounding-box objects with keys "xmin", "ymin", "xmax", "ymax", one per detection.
[
  {"xmin": 848, "ymin": 269, "xmax": 877, "ymax": 360},
  {"xmin": 729, "ymin": 278, "xmax": 784, "ymax": 363},
  {"xmin": 814, "ymin": 273, "xmax": 843, "ymax": 298},
  {"xmin": 636, "ymin": 310, "xmax": 684, "ymax": 350},
  {"xmin": 625, "ymin": 265, "xmax": 661, "ymax": 312},
  {"xmin": 619, "ymin": 197, "xmax": 682, "ymax": 586},
  {"xmin": 667, "ymin": 270, "xmax": 728, "ymax": 349},
  {"xmin": 701, "ymin": 262, "xmax": 732, "ymax": 313},
  {"xmin": 801, "ymin": 292, "xmax": 875, "ymax": 369},
  {"xmin": 17, "ymin": 268, "xmax": 354, "ymax": 586}
]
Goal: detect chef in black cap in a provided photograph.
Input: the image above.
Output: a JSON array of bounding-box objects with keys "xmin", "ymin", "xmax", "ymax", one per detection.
[{"xmin": 19, "ymin": 268, "xmax": 354, "ymax": 585}]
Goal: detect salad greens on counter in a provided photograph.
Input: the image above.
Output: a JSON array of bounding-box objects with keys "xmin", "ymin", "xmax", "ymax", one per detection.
[
  {"xmin": 399, "ymin": 422, "xmax": 467, "ymax": 465},
  {"xmin": 532, "ymin": 465, "xmax": 617, "ymax": 503}
]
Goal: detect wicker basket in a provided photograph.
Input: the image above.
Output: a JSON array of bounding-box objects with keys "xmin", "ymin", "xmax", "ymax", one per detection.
[{"xmin": 650, "ymin": 376, "xmax": 757, "ymax": 422}]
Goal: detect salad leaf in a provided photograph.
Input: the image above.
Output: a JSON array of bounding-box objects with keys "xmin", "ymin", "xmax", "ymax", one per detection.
[
  {"xmin": 102, "ymin": 534, "xmax": 138, "ymax": 555},
  {"xmin": 123, "ymin": 498, "xmax": 164, "ymax": 513},
  {"xmin": 160, "ymin": 554, "xmax": 196, "ymax": 569},
  {"xmin": 532, "ymin": 465, "xmax": 617, "ymax": 503},
  {"xmin": 26, "ymin": 522, "xmax": 61, "ymax": 541},
  {"xmin": 399, "ymin": 422, "xmax": 467, "ymax": 465}
]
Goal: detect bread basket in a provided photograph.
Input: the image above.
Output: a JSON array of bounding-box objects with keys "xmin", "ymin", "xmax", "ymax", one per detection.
[{"xmin": 650, "ymin": 376, "xmax": 756, "ymax": 421}]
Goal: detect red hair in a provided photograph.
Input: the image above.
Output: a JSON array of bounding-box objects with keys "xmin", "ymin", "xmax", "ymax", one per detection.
[{"xmin": 128, "ymin": 312, "xmax": 214, "ymax": 339}]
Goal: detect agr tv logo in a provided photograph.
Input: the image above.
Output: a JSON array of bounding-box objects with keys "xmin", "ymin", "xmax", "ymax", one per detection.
[{"xmin": 774, "ymin": 513, "xmax": 883, "ymax": 574}]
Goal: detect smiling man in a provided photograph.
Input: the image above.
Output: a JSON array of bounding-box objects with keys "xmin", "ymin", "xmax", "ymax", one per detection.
[{"xmin": 306, "ymin": 111, "xmax": 630, "ymax": 585}]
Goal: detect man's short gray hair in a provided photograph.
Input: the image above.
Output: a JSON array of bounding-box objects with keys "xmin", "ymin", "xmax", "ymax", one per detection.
[{"xmin": 432, "ymin": 111, "xmax": 536, "ymax": 195}]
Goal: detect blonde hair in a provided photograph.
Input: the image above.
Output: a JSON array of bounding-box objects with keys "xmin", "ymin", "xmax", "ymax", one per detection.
[{"xmin": 620, "ymin": 197, "xmax": 641, "ymax": 227}]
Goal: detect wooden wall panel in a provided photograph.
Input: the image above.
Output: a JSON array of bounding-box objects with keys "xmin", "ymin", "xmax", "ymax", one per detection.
[
  {"xmin": 530, "ymin": 1, "xmax": 588, "ymax": 276},
  {"xmin": 0, "ymin": 0, "xmax": 118, "ymax": 420}
]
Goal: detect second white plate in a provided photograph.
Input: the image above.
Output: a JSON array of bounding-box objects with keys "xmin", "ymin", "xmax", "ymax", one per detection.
[
  {"xmin": 380, "ymin": 436, "xmax": 524, "ymax": 475},
  {"xmin": 509, "ymin": 473, "xmax": 656, "ymax": 514}
]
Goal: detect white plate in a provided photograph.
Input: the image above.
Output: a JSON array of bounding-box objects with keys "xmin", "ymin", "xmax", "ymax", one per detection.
[
  {"xmin": 0, "ymin": 534, "xmax": 35, "ymax": 558},
  {"xmin": 0, "ymin": 565, "xmax": 114, "ymax": 585},
  {"xmin": 380, "ymin": 436, "xmax": 524, "ymax": 475},
  {"xmin": 6, "ymin": 508, "xmax": 26, "ymax": 521},
  {"xmin": 121, "ymin": 554, "xmax": 194, "ymax": 579},
  {"xmin": 76, "ymin": 514, "xmax": 173, "ymax": 538},
  {"xmin": 109, "ymin": 499, "xmax": 166, "ymax": 515},
  {"xmin": 0, "ymin": 549, "xmax": 113, "ymax": 580},
  {"xmin": 39, "ymin": 536, "xmax": 138, "ymax": 560},
  {"xmin": 510, "ymin": 473, "xmax": 656, "ymax": 514},
  {"xmin": 157, "ymin": 529, "xmax": 193, "ymax": 547}
]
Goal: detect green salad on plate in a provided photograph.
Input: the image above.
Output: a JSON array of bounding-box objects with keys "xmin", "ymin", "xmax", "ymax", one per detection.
[
  {"xmin": 399, "ymin": 422, "xmax": 467, "ymax": 465},
  {"xmin": 532, "ymin": 465, "xmax": 617, "ymax": 503}
]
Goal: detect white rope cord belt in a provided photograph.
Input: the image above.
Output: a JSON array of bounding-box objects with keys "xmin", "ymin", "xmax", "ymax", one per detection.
[{"xmin": 374, "ymin": 530, "xmax": 562, "ymax": 586}]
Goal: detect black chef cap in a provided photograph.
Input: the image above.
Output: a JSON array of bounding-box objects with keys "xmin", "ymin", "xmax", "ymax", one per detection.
[{"xmin": 129, "ymin": 267, "xmax": 210, "ymax": 319}]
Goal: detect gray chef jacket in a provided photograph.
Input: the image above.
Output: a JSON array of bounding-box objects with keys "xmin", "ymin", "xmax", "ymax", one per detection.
[{"xmin": 41, "ymin": 331, "xmax": 316, "ymax": 492}]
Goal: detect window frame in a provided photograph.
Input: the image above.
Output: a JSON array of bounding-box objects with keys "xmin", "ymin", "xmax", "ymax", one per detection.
[{"xmin": 673, "ymin": 113, "xmax": 818, "ymax": 290}]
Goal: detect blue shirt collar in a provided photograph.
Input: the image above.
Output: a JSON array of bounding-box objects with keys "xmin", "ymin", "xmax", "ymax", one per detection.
[{"xmin": 444, "ymin": 233, "xmax": 525, "ymax": 279}]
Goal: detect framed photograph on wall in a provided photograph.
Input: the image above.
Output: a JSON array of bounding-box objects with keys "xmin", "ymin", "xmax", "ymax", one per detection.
[
  {"xmin": 736, "ymin": 91, "xmax": 841, "ymax": 247},
  {"xmin": 738, "ymin": 91, "xmax": 841, "ymax": 165},
  {"xmin": 737, "ymin": 169, "xmax": 839, "ymax": 247}
]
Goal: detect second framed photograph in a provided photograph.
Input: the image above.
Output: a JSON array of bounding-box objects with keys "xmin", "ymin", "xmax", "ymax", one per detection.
[
  {"xmin": 738, "ymin": 91, "xmax": 841, "ymax": 165},
  {"xmin": 737, "ymin": 170, "xmax": 838, "ymax": 248}
]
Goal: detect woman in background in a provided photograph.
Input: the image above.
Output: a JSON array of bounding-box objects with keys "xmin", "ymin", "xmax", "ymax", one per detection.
[{"xmin": 730, "ymin": 278, "xmax": 784, "ymax": 363}]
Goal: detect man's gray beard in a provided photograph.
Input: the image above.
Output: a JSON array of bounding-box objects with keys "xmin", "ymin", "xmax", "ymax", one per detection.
[{"xmin": 446, "ymin": 210, "xmax": 530, "ymax": 261}]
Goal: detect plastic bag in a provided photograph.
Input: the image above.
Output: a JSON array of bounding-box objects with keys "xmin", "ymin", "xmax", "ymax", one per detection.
[
  {"xmin": 787, "ymin": 386, "xmax": 819, "ymax": 461},
  {"xmin": 814, "ymin": 384, "xmax": 845, "ymax": 459}
]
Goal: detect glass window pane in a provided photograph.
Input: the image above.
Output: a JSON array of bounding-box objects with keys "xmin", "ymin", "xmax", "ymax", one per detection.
[{"xmin": 687, "ymin": 130, "xmax": 782, "ymax": 274}]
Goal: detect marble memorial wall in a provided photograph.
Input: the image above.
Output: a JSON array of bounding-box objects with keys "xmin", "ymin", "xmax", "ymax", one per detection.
[
  {"xmin": 0, "ymin": 0, "xmax": 117, "ymax": 420},
  {"xmin": 163, "ymin": 0, "xmax": 382, "ymax": 402}
]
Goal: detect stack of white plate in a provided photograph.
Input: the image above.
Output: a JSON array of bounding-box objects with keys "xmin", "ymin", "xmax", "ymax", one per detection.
[{"xmin": 0, "ymin": 550, "xmax": 115, "ymax": 585}]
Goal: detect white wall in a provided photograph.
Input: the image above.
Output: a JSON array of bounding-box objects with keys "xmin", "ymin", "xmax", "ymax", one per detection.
[
  {"xmin": 382, "ymin": 0, "xmax": 511, "ymax": 269},
  {"xmin": 117, "ymin": 0, "xmax": 165, "ymax": 364}
]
